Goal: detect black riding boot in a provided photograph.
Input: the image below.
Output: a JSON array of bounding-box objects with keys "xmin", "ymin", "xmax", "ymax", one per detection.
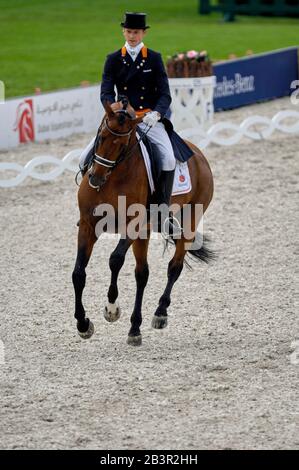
[
  {"xmin": 153, "ymin": 170, "xmax": 182, "ymax": 237},
  {"xmin": 80, "ymin": 146, "xmax": 95, "ymax": 177}
]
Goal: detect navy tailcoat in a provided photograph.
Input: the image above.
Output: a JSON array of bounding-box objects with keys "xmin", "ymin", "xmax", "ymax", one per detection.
[{"xmin": 100, "ymin": 47, "xmax": 194, "ymax": 162}]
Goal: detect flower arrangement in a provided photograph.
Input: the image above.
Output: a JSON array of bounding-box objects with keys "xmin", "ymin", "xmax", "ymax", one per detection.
[
  {"xmin": 175, "ymin": 50, "xmax": 209, "ymax": 61},
  {"xmin": 166, "ymin": 50, "xmax": 213, "ymax": 78}
]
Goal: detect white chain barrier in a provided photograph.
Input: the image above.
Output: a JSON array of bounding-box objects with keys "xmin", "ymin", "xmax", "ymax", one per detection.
[
  {"xmin": 180, "ymin": 109, "xmax": 299, "ymax": 148},
  {"xmin": 0, "ymin": 110, "xmax": 298, "ymax": 188},
  {"xmin": 0, "ymin": 149, "xmax": 81, "ymax": 188}
]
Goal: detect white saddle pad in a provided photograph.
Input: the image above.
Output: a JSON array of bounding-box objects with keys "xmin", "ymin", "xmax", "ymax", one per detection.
[{"xmin": 139, "ymin": 140, "xmax": 192, "ymax": 196}]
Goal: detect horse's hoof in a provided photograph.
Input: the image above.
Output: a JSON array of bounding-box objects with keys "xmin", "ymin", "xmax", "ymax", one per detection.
[
  {"xmin": 78, "ymin": 320, "xmax": 94, "ymax": 339},
  {"xmin": 152, "ymin": 315, "xmax": 168, "ymax": 329},
  {"xmin": 104, "ymin": 301, "xmax": 121, "ymax": 323},
  {"xmin": 127, "ymin": 335, "xmax": 142, "ymax": 346}
]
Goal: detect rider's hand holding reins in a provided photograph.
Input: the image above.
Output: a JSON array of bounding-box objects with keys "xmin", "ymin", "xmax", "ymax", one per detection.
[
  {"xmin": 143, "ymin": 111, "xmax": 161, "ymax": 128},
  {"xmin": 111, "ymin": 102, "xmax": 124, "ymax": 112}
]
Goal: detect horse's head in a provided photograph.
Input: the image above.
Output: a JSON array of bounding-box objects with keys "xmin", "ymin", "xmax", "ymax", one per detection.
[{"xmin": 88, "ymin": 99, "xmax": 143, "ymax": 190}]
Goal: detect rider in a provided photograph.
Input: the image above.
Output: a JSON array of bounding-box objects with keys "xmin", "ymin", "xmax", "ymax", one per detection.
[{"xmin": 79, "ymin": 12, "xmax": 179, "ymax": 233}]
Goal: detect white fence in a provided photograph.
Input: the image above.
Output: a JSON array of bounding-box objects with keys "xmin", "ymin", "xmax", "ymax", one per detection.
[
  {"xmin": 169, "ymin": 77, "xmax": 215, "ymax": 133},
  {"xmin": 181, "ymin": 109, "xmax": 299, "ymax": 147},
  {"xmin": 0, "ymin": 77, "xmax": 216, "ymax": 150},
  {"xmin": 1, "ymin": 77, "xmax": 298, "ymax": 188},
  {"xmin": 1, "ymin": 109, "xmax": 298, "ymax": 188}
]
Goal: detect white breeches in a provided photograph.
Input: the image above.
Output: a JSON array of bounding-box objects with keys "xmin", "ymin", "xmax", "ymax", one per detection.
[
  {"xmin": 137, "ymin": 122, "xmax": 176, "ymax": 171},
  {"xmin": 79, "ymin": 122, "xmax": 176, "ymax": 171}
]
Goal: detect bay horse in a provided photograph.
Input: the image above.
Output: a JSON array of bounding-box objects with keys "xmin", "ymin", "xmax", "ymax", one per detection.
[{"xmin": 72, "ymin": 101, "xmax": 214, "ymax": 346}]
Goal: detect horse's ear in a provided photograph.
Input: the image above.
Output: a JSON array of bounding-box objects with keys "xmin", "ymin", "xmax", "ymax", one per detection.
[{"xmin": 104, "ymin": 101, "xmax": 114, "ymax": 118}]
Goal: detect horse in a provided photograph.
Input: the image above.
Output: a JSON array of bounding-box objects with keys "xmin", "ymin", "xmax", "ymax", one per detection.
[{"xmin": 72, "ymin": 100, "xmax": 214, "ymax": 346}]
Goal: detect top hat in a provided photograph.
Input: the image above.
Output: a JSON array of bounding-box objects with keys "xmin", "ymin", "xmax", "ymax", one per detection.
[{"xmin": 121, "ymin": 12, "xmax": 150, "ymax": 30}]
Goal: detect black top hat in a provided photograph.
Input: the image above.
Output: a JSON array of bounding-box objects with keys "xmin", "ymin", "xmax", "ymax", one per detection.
[{"xmin": 121, "ymin": 12, "xmax": 150, "ymax": 30}]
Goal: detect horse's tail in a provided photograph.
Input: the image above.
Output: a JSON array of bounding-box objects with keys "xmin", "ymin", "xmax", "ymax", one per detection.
[
  {"xmin": 186, "ymin": 232, "xmax": 217, "ymax": 265},
  {"xmin": 163, "ymin": 232, "xmax": 217, "ymax": 269}
]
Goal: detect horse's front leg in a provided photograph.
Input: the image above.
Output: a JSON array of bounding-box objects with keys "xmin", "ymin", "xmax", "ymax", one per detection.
[
  {"xmin": 72, "ymin": 221, "xmax": 97, "ymax": 339},
  {"xmin": 152, "ymin": 238, "xmax": 186, "ymax": 329},
  {"xmin": 104, "ymin": 237, "xmax": 133, "ymax": 323},
  {"xmin": 127, "ymin": 237, "xmax": 150, "ymax": 346}
]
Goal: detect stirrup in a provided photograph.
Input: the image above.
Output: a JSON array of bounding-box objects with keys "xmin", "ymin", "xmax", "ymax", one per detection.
[{"xmin": 161, "ymin": 213, "xmax": 183, "ymax": 240}]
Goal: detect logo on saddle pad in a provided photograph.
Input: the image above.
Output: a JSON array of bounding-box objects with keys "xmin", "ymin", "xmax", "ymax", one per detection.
[{"xmin": 14, "ymin": 99, "xmax": 35, "ymax": 143}]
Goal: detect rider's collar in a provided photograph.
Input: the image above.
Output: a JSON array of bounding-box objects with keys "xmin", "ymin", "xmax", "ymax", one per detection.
[{"xmin": 122, "ymin": 42, "xmax": 147, "ymax": 61}]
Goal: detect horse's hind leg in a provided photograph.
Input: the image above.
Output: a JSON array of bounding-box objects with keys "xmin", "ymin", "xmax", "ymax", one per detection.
[
  {"xmin": 127, "ymin": 237, "xmax": 150, "ymax": 346},
  {"xmin": 152, "ymin": 199, "xmax": 210, "ymax": 329},
  {"xmin": 72, "ymin": 222, "xmax": 97, "ymax": 339},
  {"xmin": 104, "ymin": 237, "xmax": 133, "ymax": 323},
  {"xmin": 152, "ymin": 238, "xmax": 186, "ymax": 329}
]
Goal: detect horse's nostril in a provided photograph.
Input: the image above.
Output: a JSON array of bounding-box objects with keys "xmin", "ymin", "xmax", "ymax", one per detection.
[
  {"xmin": 89, "ymin": 174, "xmax": 97, "ymax": 187},
  {"xmin": 89, "ymin": 173, "xmax": 105, "ymax": 189}
]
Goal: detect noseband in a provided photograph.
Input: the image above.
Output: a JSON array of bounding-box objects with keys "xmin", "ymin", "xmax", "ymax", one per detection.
[{"xmin": 92, "ymin": 113, "xmax": 133, "ymax": 169}]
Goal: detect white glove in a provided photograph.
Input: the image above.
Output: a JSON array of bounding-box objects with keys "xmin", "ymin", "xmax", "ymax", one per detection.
[{"xmin": 142, "ymin": 111, "xmax": 160, "ymax": 127}]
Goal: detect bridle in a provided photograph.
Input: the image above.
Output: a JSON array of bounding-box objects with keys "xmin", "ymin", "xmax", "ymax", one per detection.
[
  {"xmin": 92, "ymin": 113, "xmax": 134, "ymax": 171},
  {"xmin": 88, "ymin": 109, "xmax": 151, "ymax": 191}
]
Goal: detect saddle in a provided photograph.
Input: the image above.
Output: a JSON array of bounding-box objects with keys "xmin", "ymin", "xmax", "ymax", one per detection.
[
  {"xmin": 136, "ymin": 122, "xmax": 193, "ymax": 193},
  {"xmin": 162, "ymin": 118, "xmax": 194, "ymax": 163}
]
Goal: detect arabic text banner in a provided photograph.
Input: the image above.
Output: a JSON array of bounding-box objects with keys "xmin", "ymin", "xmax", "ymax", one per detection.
[{"xmin": 0, "ymin": 86, "xmax": 103, "ymax": 150}]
